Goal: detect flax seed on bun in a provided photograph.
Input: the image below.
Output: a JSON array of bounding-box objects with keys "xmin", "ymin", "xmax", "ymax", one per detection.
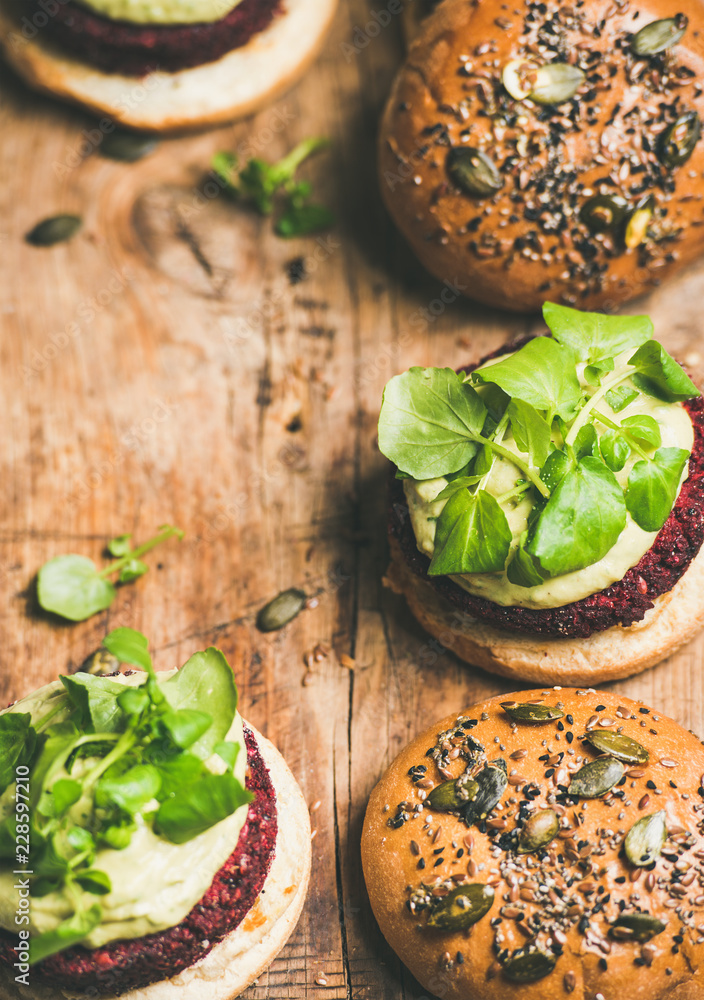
[
  {"xmin": 0, "ymin": 0, "xmax": 337, "ymax": 131},
  {"xmin": 362, "ymin": 688, "xmax": 704, "ymax": 1000}
]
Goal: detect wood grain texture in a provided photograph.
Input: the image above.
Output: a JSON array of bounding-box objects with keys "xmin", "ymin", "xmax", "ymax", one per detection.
[{"xmin": 1, "ymin": 4, "xmax": 704, "ymax": 997}]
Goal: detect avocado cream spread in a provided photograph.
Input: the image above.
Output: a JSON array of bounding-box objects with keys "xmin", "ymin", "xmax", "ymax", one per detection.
[
  {"xmin": 0, "ymin": 636, "xmax": 251, "ymax": 956},
  {"xmin": 75, "ymin": 0, "xmax": 243, "ymax": 25}
]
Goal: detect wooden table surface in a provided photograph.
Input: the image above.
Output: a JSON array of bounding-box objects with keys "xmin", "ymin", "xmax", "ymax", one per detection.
[{"xmin": 2, "ymin": 4, "xmax": 704, "ymax": 997}]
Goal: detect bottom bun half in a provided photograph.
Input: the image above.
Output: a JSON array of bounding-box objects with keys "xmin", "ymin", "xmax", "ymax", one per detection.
[
  {"xmin": 0, "ymin": 725, "xmax": 311, "ymax": 1000},
  {"xmin": 0, "ymin": 0, "xmax": 337, "ymax": 131},
  {"xmin": 386, "ymin": 535, "xmax": 704, "ymax": 685}
]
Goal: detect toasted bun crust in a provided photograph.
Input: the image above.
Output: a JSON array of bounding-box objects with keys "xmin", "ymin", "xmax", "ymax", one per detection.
[
  {"xmin": 379, "ymin": 0, "xmax": 704, "ymax": 313},
  {"xmin": 0, "ymin": 725, "xmax": 311, "ymax": 1000},
  {"xmin": 386, "ymin": 534, "xmax": 704, "ymax": 684},
  {"xmin": 0, "ymin": 0, "xmax": 337, "ymax": 131},
  {"xmin": 362, "ymin": 688, "xmax": 704, "ymax": 1000}
]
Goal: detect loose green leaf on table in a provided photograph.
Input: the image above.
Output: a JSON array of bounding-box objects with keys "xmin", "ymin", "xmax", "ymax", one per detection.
[
  {"xmin": 527, "ymin": 457, "xmax": 626, "ymax": 576},
  {"xmin": 37, "ymin": 526, "xmax": 184, "ymax": 622},
  {"xmin": 626, "ymin": 447, "xmax": 689, "ymax": 531},
  {"xmin": 429, "ymin": 489, "xmax": 512, "ymax": 576}
]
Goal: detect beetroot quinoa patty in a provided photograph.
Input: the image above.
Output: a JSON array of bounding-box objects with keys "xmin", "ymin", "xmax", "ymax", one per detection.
[
  {"xmin": 390, "ymin": 362, "xmax": 704, "ymax": 640},
  {"xmin": 31, "ymin": 0, "xmax": 282, "ymax": 76},
  {"xmin": 0, "ymin": 725, "xmax": 277, "ymax": 996}
]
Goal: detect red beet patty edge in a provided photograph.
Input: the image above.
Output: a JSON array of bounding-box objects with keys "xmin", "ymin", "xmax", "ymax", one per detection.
[
  {"xmin": 0, "ymin": 724, "xmax": 277, "ymax": 995},
  {"xmin": 390, "ymin": 362, "xmax": 704, "ymax": 640},
  {"xmin": 30, "ymin": 0, "xmax": 282, "ymax": 76}
]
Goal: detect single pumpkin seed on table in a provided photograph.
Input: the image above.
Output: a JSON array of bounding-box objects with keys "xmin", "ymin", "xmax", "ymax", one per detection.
[
  {"xmin": 631, "ymin": 14, "xmax": 688, "ymax": 56},
  {"xmin": 100, "ymin": 130, "xmax": 159, "ymax": 162},
  {"xmin": 446, "ymin": 147, "xmax": 504, "ymax": 197},
  {"xmin": 426, "ymin": 883, "xmax": 495, "ymax": 931},
  {"xmin": 501, "ymin": 701, "xmax": 564, "ymax": 723},
  {"xmin": 427, "ymin": 773, "xmax": 479, "ymax": 813},
  {"xmin": 256, "ymin": 587, "xmax": 307, "ymax": 632},
  {"xmin": 657, "ymin": 111, "xmax": 702, "ymax": 168},
  {"xmin": 624, "ymin": 810, "xmax": 667, "ymax": 867},
  {"xmin": 568, "ymin": 756, "xmax": 624, "ymax": 798},
  {"xmin": 25, "ymin": 215, "xmax": 82, "ymax": 247},
  {"xmin": 518, "ymin": 808, "xmax": 559, "ymax": 854},
  {"xmin": 583, "ymin": 730, "xmax": 649, "ymax": 764},
  {"xmin": 501, "ymin": 946, "xmax": 557, "ymax": 983},
  {"xmin": 610, "ymin": 913, "xmax": 666, "ymax": 941}
]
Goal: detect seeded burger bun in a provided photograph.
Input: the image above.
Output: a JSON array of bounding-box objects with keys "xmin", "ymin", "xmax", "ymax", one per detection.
[
  {"xmin": 362, "ymin": 688, "xmax": 704, "ymax": 1000},
  {"xmin": 380, "ymin": 0, "xmax": 704, "ymax": 312},
  {"xmin": 0, "ymin": 0, "xmax": 337, "ymax": 131},
  {"xmin": 0, "ymin": 658, "xmax": 312, "ymax": 1000},
  {"xmin": 380, "ymin": 307, "xmax": 704, "ymax": 685}
]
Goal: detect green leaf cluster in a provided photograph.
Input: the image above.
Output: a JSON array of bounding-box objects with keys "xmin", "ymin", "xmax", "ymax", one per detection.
[
  {"xmin": 378, "ymin": 303, "xmax": 699, "ymax": 582},
  {"xmin": 212, "ymin": 138, "xmax": 335, "ymax": 238},
  {"xmin": 0, "ymin": 630, "xmax": 250, "ymax": 964},
  {"xmin": 37, "ymin": 525, "xmax": 184, "ymax": 622}
]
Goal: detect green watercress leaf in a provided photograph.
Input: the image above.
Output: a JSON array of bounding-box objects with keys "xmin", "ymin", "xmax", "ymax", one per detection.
[
  {"xmin": 543, "ymin": 302, "xmax": 653, "ymax": 361},
  {"xmin": 506, "ymin": 532, "xmax": 547, "ymax": 588},
  {"xmin": 116, "ymin": 686, "xmax": 150, "ymax": 719},
  {"xmin": 118, "ymin": 559, "xmax": 148, "ymax": 583},
  {"xmin": 98, "ymin": 818, "xmax": 135, "ymax": 851},
  {"xmin": 429, "ymin": 489, "xmax": 512, "ymax": 576},
  {"xmin": 583, "ymin": 356, "xmax": 615, "ymax": 386},
  {"xmin": 108, "ymin": 535, "xmax": 132, "ymax": 557},
  {"xmin": 60, "ymin": 674, "xmax": 127, "ymax": 733},
  {"xmin": 161, "ymin": 648, "xmax": 238, "ymax": 760},
  {"xmin": 153, "ymin": 753, "xmax": 205, "ymax": 799},
  {"xmin": 276, "ymin": 202, "xmax": 335, "ymax": 237},
  {"xmin": 628, "ymin": 341, "xmax": 700, "ymax": 402},
  {"xmin": 621, "ymin": 414, "xmax": 662, "ymax": 449},
  {"xmin": 435, "ymin": 476, "xmax": 483, "ymax": 501},
  {"xmin": 600, "ymin": 430, "xmax": 630, "ymax": 472},
  {"xmin": 29, "ymin": 904, "xmax": 102, "ymax": 964},
  {"xmin": 472, "ymin": 336, "xmax": 582, "ymax": 420},
  {"xmin": 0, "ymin": 714, "xmax": 36, "ymax": 793},
  {"xmin": 214, "ymin": 741, "xmax": 240, "ymax": 770},
  {"xmin": 605, "ymin": 385, "xmax": 639, "ymax": 413},
  {"xmin": 507, "ymin": 398, "xmax": 551, "ymax": 468},
  {"xmin": 378, "ymin": 367, "xmax": 486, "ymax": 479},
  {"xmin": 66, "ymin": 826, "xmax": 94, "ymax": 855},
  {"xmin": 48, "ymin": 778, "xmax": 82, "ymax": 817},
  {"xmin": 540, "ymin": 449, "xmax": 571, "ymax": 492},
  {"xmin": 161, "ymin": 709, "xmax": 213, "ymax": 750},
  {"xmin": 626, "ymin": 447, "xmax": 689, "ymax": 531},
  {"xmin": 102, "ymin": 628, "xmax": 152, "ymax": 674},
  {"xmin": 527, "ymin": 457, "xmax": 627, "ymax": 576},
  {"xmin": 155, "ymin": 772, "xmax": 252, "ymax": 845},
  {"xmin": 574, "ymin": 423, "xmax": 598, "ymax": 460},
  {"xmin": 75, "ymin": 869, "xmax": 112, "ymax": 895},
  {"xmin": 37, "ymin": 555, "xmax": 115, "ymax": 622},
  {"xmin": 95, "ymin": 764, "xmax": 162, "ymax": 815}
]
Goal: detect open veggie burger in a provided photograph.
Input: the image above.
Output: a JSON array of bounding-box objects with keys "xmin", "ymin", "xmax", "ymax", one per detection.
[
  {"xmin": 0, "ymin": 628, "xmax": 311, "ymax": 999},
  {"xmin": 381, "ymin": 304, "xmax": 704, "ymax": 683},
  {"xmin": 0, "ymin": 0, "xmax": 337, "ymax": 130}
]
